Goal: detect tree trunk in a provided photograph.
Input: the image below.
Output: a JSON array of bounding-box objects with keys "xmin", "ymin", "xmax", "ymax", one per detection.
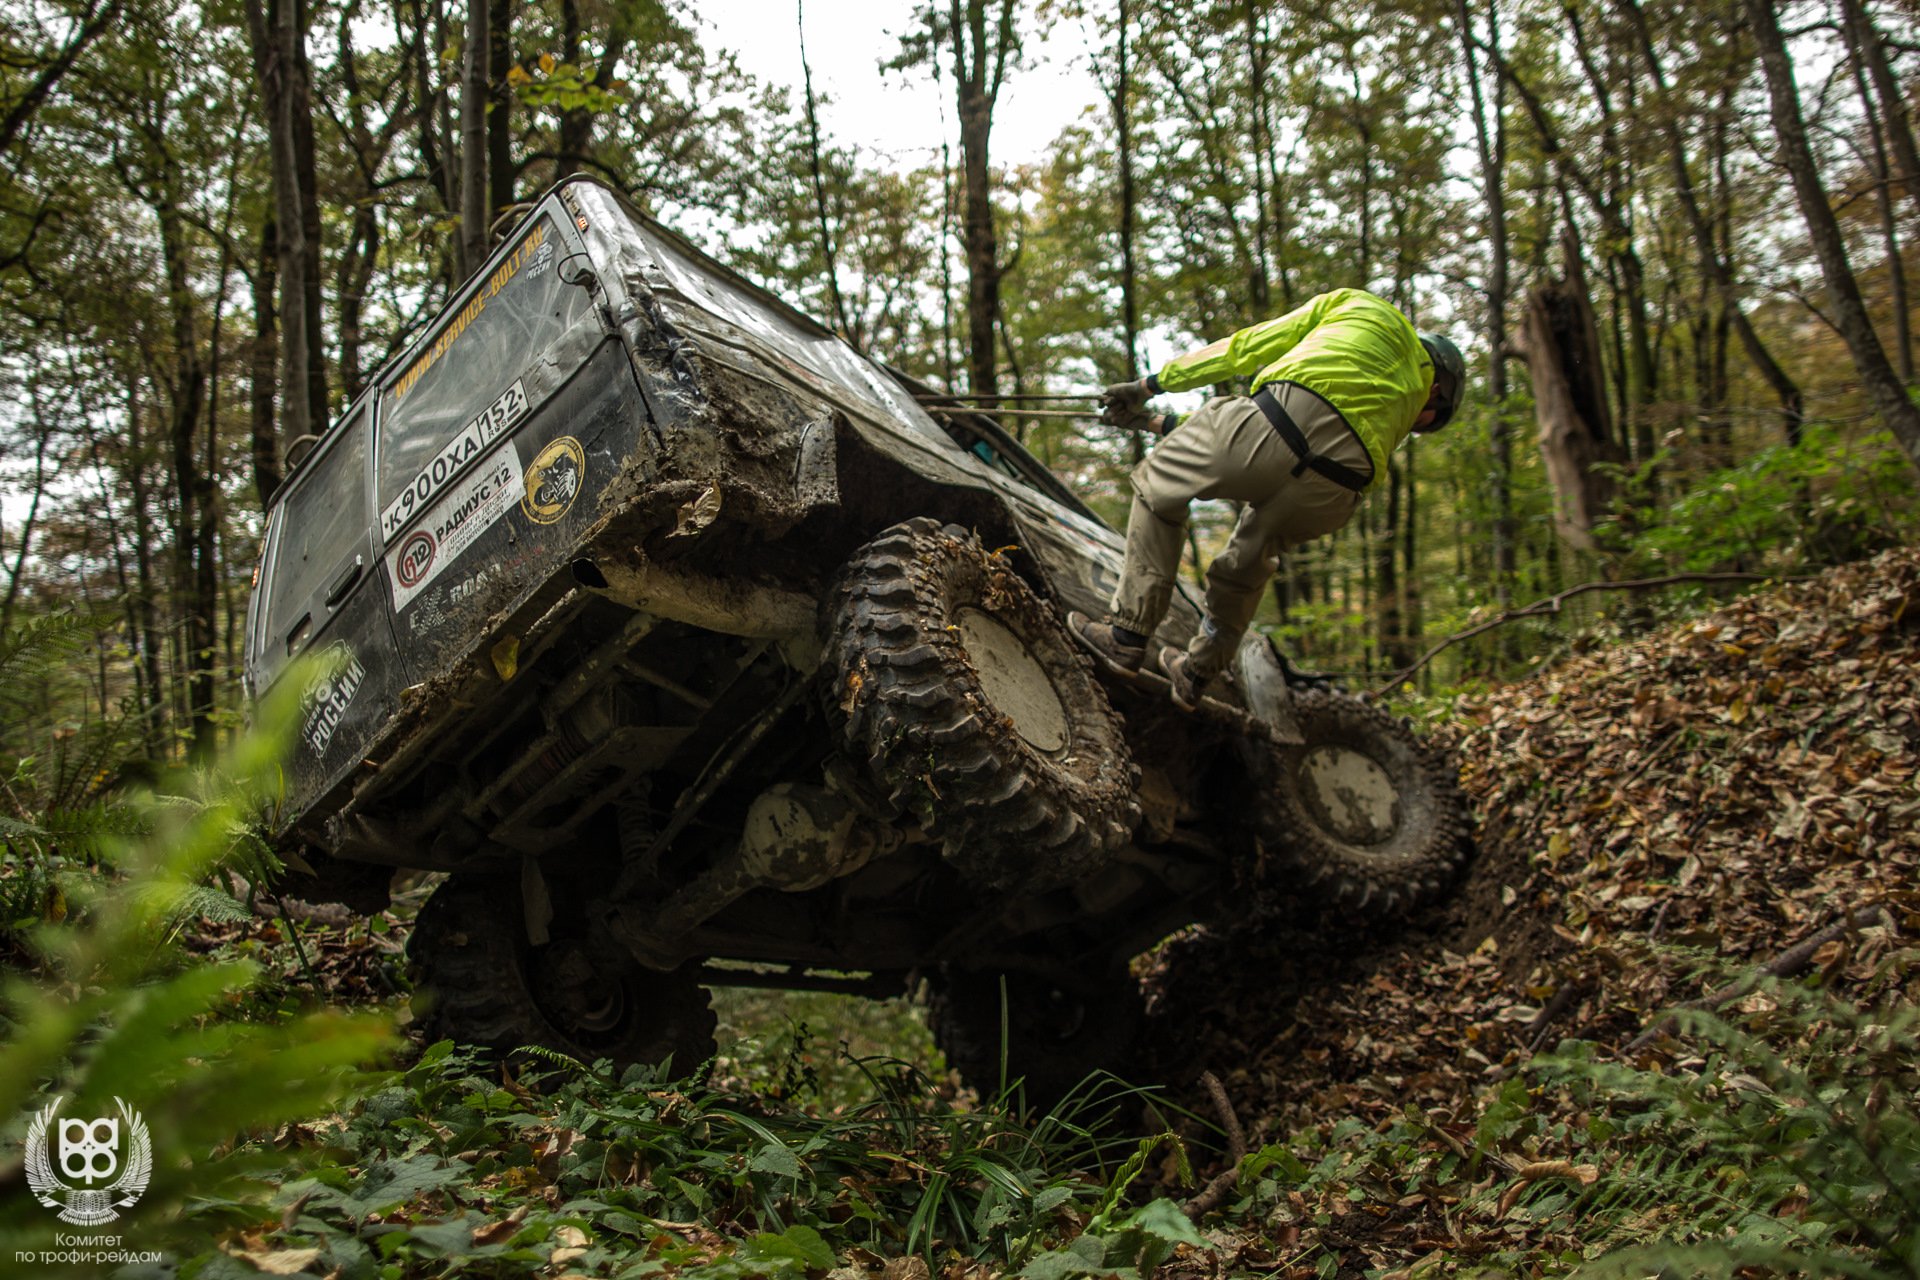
[
  {"xmin": 245, "ymin": 0, "xmax": 310, "ymax": 441},
  {"xmin": 950, "ymin": 0, "xmax": 1018, "ymax": 405},
  {"xmin": 488, "ymin": 0, "xmax": 512, "ymax": 223},
  {"xmin": 1, "ymin": 402, "xmax": 52, "ymax": 638},
  {"xmin": 1457, "ymin": 0, "xmax": 1514, "ymax": 601},
  {"xmin": 460, "ymin": 0, "xmax": 489, "ymax": 279},
  {"xmin": 1519, "ymin": 258, "xmax": 1625, "ymax": 551},
  {"xmin": 1241, "ymin": 1, "xmax": 1269, "ymax": 317},
  {"xmin": 1838, "ymin": 0, "xmax": 1920, "ymax": 223},
  {"xmin": 413, "ymin": 0, "xmax": 449, "ymax": 205},
  {"xmin": 336, "ymin": 204, "xmax": 380, "ymax": 401},
  {"xmin": 1117, "ymin": 0, "xmax": 1143, "ymax": 463},
  {"xmin": 1743, "ymin": 0, "xmax": 1920, "ymax": 471},
  {"xmin": 121, "ymin": 380, "xmax": 165, "ymax": 759},
  {"xmin": 155, "ymin": 192, "xmax": 215, "ymax": 759},
  {"xmin": 799, "ymin": 0, "xmax": 850, "ymax": 338},
  {"xmin": 1376, "ymin": 458, "xmax": 1404, "ymax": 667},
  {"xmin": 1843, "ymin": 12, "xmax": 1913, "ymax": 381},
  {"xmin": 251, "ymin": 215, "xmax": 282, "ymax": 507},
  {"xmin": 1613, "ymin": 0, "xmax": 1806, "ymax": 443},
  {"xmin": 290, "ymin": 0, "xmax": 326, "ymax": 432}
]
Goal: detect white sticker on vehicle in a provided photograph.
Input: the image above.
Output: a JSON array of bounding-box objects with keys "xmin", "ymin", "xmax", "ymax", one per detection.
[
  {"xmin": 380, "ymin": 379, "xmax": 530, "ymax": 541},
  {"xmin": 303, "ymin": 644, "xmax": 367, "ymax": 757},
  {"xmin": 387, "ymin": 444, "xmax": 524, "ymax": 611}
]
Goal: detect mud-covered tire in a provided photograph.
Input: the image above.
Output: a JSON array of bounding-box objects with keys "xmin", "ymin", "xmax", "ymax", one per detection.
[
  {"xmin": 927, "ymin": 966, "xmax": 1143, "ymax": 1112},
  {"xmin": 824, "ymin": 518, "xmax": 1138, "ymax": 890},
  {"xmin": 1253, "ymin": 689, "xmax": 1470, "ymax": 913},
  {"xmin": 408, "ymin": 875, "xmax": 716, "ymax": 1076}
]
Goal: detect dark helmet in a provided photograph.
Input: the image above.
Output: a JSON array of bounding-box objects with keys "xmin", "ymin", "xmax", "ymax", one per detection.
[{"xmin": 1419, "ymin": 332, "xmax": 1466, "ymax": 430}]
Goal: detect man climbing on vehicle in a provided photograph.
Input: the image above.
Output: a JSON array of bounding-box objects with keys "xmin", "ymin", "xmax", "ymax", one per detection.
[{"xmin": 1071, "ymin": 288, "xmax": 1465, "ymax": 710}]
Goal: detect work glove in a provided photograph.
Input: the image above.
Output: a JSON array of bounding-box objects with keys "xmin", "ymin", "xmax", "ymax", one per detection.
[{"xmin": 1099, "ymin": 379, "xmax": 1151, "ymax": 428}]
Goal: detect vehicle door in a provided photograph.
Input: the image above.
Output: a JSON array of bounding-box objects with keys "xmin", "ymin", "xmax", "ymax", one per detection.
[
  {"xmin": 248, "ymin": 405, "xmax": 409, "ymax": 812},
  {"xmin": 373, "ymin": 205, "xmax": 649, "ymax": 676}
]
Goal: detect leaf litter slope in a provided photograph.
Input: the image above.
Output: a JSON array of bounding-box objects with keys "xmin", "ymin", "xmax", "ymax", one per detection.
[{"xmin": 1133, "ymin": 545, "xmax": 1920, "ymax": 1273}]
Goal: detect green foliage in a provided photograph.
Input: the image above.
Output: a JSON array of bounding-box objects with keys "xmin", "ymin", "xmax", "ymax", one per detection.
[
  {"xmin": 166, "ymin": 1039, "xmax": 1183, "ymax": 1278},
  {"xmin": 0, "ymin": 671, "xmax": 393, "ymax": 1253},
  {"xmin": 1606, "ymin": 427, "xmax": 1918, "ymax": 576},
  {"xmin": 1528, "ymin": 964, "xmax": 1920, "ymax": 1277}
]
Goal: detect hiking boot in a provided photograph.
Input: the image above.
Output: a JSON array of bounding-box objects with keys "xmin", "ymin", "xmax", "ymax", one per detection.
[{"xmin": 1068, "ymin": 612, "xmax": 1147, "ymax": 674}]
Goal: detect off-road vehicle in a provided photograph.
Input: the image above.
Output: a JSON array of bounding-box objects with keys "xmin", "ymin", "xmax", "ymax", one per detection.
[{"xmin": 246, "ymin": 177, "xmax": 1469, "ymax": 1101}]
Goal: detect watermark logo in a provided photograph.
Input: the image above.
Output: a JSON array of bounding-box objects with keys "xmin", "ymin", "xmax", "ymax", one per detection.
[{"xmin": 24, "ymin": 1097, "xmax": 151, "ymax": 1226}]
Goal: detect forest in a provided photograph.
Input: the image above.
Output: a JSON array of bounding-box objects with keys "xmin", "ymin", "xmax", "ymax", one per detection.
[
  {"xmin": 2, "ymin": 0, "xmax": 1920, "ymax": 1275},
  {"xmin": 0, "ymin": 0, "xmax": 1916, "ymax": 758}
]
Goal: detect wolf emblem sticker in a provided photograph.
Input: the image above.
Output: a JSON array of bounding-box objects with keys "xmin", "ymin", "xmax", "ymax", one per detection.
[
  {"xmin": 24, "ymin": 1097, "xmax": 152, "ymax": 1226},
  {"xmin": 522, "ymin": 436, "xmax": 585, "ymax": 524}
]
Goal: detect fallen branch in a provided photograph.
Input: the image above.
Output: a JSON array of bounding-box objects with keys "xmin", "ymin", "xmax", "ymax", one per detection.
[
  {"xmin": 1625, "ymin": 904, "xmax": 1893, "ymax": 1052},
  {"xmin": 1183, "ymin": 1071, "xmax": 1249, "ymax": 1220},
  {"xmin": 1375, "ymin": 572, "xmax": 1815, "ymax": 695},
  {"xmin": 1526, "ymin": 978, "xmax": 1592, "ymax": 1054}
]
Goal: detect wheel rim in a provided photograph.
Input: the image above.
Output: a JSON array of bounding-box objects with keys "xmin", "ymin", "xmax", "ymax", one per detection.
[
  {"xmin": 1299, "ymin": 744, "xmax": 1400, "ymax": 845},
  {"xmin": 532, "ymin": 942, "xmax": 630, "ymax": 1040},
  {"xmin": 955, "ymin": 606, "xmax": 1069, "ymax": 752}
]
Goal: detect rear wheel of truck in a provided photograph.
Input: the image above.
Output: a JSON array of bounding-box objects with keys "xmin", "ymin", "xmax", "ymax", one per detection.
[
  {"xmin": 1252, "ymin": 689, "xmax": 1471, "ymax": 914},
  {"xmin": 927, "ymin": 965, "xmax": 1144, "ymax": 1113},
  {"xmin": 824, "ymin": 518, "xmax": 1139, "ymax": 891},
  {"xmin": 407, "ymin": 875, "xmax": 716, "ymax": 1077}
]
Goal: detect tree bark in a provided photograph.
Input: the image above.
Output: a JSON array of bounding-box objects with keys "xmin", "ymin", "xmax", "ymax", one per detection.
[
  {"xmin": 948, "ymin": 0, "xmax": 1019, "ymax": 404},
  {"xmin": 122, "ymin": 380, "xmax": 165, "ymax": 759},
  {"xmin": 1457, "ymin": 0, "xmax": 1515, "ymax": 601},
  {"xmin": 290, "ymin": 0, "xmax": 326, "ymax": 432},
  {"xmin": 245, "ymin": 0, "xmax": 311, "ymax": 440},
  {"xmin": 251, "ymin": 215, "xmax": 282, "ymax": 507},
  {"xmin": 0, "ymin": 0, "xmax": 121, "ymax": 158},
  {"xmin": 1519, "ymin": 251, "xmax": 1626, "ymax": 551},
  {"xmin": 556, "ymin": 0, "xmax": 630, "ymax": 179},
  {"xmin": 1376, "ymin": 458, "xmax": 1405, "ymax": 667},
  {"xmin": 460, "ymin": 0, "xmax": 489, "ymax": 279},
  {"xmin": 1743, "ymin": 0, "xmax": 1920, "ymax": 471},
  {"xmin": 1842, "ymin": 10, "xmax": 1913, "ymax": 381},
  {"xmin": 1838, "ymin": 0, "xmax": 1920, "ymax": 224},
  {"xmin": 488, "ymin": 0, "xmax": 513, "ymax": 223},
  {"xmin": 1, "ymin": 398, "xmax": 53, "ymax": 638},
  {"xmin": 1612, "ymin": 0, "xmax": 1806, "ymax": 443},
  {"xmin": 1489, "ymin": 32, "xmax": 1656, "ymax": 465},
  {"xmin": 798, "ymin": 0, "xmax": 850, "ymax": 338},
  {"xmin": 155, "ymin": 187, "xmax": 215, "ymax": 759}
]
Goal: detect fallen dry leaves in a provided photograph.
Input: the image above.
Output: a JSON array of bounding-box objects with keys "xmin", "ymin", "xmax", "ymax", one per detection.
[{"xmin": 1138, "ymin": 546, "xmax": 1920, "ymax": 1276}]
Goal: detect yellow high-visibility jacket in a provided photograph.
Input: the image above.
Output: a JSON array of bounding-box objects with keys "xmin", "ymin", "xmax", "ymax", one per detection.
[{"xmin": 1151, "ymin": 288, "xmax": 1433, "ymax": 488}]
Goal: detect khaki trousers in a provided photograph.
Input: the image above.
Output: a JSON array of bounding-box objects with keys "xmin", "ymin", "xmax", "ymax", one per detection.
[{"xmin": 1109, "ymin": 390, "xmax": 1366, "ymax": 673}]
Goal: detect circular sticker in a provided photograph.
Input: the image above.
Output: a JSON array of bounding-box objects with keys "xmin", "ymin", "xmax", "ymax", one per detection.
[
  {"xmin": 395, "ymin": 529, "xmax": 437, "ymax": 589},
  {"xmin": 522, "ymin": 436, "xmax": 586, "ymax": 525}
]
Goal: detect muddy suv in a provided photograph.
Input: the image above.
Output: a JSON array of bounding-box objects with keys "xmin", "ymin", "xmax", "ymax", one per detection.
[{"xmin": 246, "ymin": 177, "xmax": 1469, "ymax": 1100}]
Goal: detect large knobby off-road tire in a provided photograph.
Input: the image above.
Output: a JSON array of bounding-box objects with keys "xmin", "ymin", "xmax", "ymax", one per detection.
[
  {"xmin": 408, "ymin": 875, "xmax": 716, "ymax": 1075},
  {"xmin": 927, "ymin": 966, "xmax": 1144, "ymax": 1112},
  {"xmin": 824, "ymin": 518, "xmax": 1139, "ymax": 891},
  {"xmin": 1252, "ymin": 689, "xmax": 1471, "ymax": 913}
]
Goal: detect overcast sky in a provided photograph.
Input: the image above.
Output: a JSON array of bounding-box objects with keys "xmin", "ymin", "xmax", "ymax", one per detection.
[{"xmin": 694, "ymin": 0, "xmax": 1109, "ymax": 172}]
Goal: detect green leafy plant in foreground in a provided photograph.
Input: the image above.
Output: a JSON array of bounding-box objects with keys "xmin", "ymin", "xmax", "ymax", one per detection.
[
  {"xmin": 1529, "ymin": 957, "xmax": 1920, "ymax": 1278},
  {"xmin": 177, "ymin": 1044, "xmax": 1207, "ymax": 1280},
  {"xmin": 0, "ymin": 669, "xmax": 394, "ymax": 1253}
]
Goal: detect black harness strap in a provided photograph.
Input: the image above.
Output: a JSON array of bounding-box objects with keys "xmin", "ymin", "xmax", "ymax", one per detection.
[{"xmin": 1253, "ymin": 386, "xmax": 1370, "ymax": 492}]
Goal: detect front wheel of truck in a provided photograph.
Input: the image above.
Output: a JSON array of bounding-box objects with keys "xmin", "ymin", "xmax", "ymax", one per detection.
[
  {"xmin": 824, "ymin": 518, "xmax": 1139, "ymax": 891},
  {"xmin": 407, "ymin": 875, "xmax": 716, "ymax": 1077}
]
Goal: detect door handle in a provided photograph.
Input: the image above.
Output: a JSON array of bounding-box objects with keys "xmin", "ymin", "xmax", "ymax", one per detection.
[{"xmin": 325, "ymin": 557, "xmax": 364, "ymax": 608}]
